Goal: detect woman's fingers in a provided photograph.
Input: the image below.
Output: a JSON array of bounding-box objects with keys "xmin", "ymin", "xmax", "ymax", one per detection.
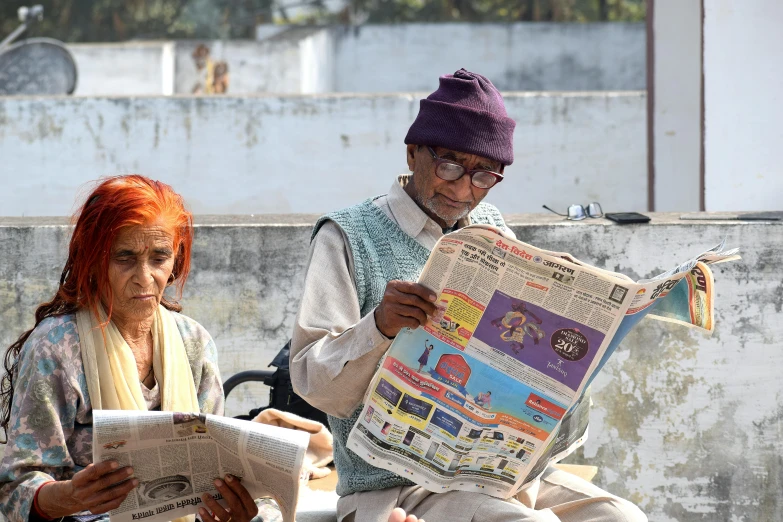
[
  {"xmin": 42, "ymin": 461, "xmax": 136, "ymax": 517},
  {"xmin": 83, "ymin": 466, "xmax": 135, "ymax": 496},
  {"xmin": 87, "ymin": 484, "xmax": 137, "ymax": 515},
  {"xmin": 198, "ymin": 507, "xmax": 218, "ymax": 522},
  {"xmin": 201, "ymin": 488, "xmax": 232, "ymax": 522},
  {"xmin": 71, "ymin": 461, "xmax": 119, "ymax": 487},
  {"xmin": 86, "ymin": 477, "xmax": 138, "ymax": 512},
  {"xmin": 223, "ymin": 475, "xmax": 258, "ymax": 517}
]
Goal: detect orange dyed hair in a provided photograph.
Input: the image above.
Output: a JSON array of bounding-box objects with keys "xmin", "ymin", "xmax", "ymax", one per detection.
[
  {"xmin": 63, "ymin": 174, "xmax": 194, "ymax": 321},
  {"xmin": 1, "ymin": 175, "xmax": 194, "ymax": 435}
]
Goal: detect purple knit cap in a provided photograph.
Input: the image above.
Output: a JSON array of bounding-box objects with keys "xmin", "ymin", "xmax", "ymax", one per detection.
[{"xmin": 404, "ymin": 68, "xmax": 516, "ymax": 165}]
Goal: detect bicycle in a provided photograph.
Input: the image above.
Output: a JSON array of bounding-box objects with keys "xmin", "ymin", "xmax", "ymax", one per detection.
[{"xmin": 0, "ymin": 4, "xmax": 77, "ymax": 95}]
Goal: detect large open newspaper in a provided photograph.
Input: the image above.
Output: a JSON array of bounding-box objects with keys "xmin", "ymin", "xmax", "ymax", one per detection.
[
  {"xmin": 347, "ymin": 224, "xmax": 739, "ymax": 498},
  {"xmin": 93, "ymin": 410, "xmax": 309, "ymax": 522}
]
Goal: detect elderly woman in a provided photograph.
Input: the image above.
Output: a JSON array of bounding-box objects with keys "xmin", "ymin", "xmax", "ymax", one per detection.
[{"xmin": 0, "ymin": 175, "xmax": 258, "ymax": 522}]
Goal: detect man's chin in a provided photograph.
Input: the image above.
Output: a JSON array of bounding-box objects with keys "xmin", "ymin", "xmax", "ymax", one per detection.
[
  {"xmin": 433, "ymin": 207, "xmax": 471, "ymax": 225},
  {"xmin": 420, "ymin": 197, "xmax": 472, "ymax": 226}
]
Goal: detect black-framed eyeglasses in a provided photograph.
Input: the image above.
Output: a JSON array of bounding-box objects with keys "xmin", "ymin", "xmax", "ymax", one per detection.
[
  {"xmin": 427, "ymin": 146, "xmax": 504, "ymax": 189},
  {"xmin": 543, "ymin": 203, "xmax": 604, "ymax": 221}
]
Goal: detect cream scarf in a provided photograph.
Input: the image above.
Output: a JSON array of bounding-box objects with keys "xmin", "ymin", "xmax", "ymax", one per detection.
[{"xmin": 77, "ymin": 304, "xmax": 199, "ymax": 522}]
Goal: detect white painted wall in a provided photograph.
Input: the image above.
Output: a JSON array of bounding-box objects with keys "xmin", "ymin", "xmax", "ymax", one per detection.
[
  {"xmin": 299, "ymin": 29, "xmax": 335, "ymax": 94},
  {"xmin": 69, "ymin": 42, "xmax": 166, "ymax": 96},
  {"xmin": 0, "ymin": 92, "xmax": 646, "ymax": 217},
  {"xmin": 704, "ymin": 0, "xmax": 783, "ymax": 211},
  {"xmin": 69, "ymin": 39, "xmax": 306, "ymax": 96},
  {"xmin": 332, "ymin": 23, "xmax": 645, "ymax": 92},
  {"xmin": 652, "ymin": 0, "xmax": 702, "ymax": 211},
  {"xmin": 61, "ymin": 24, "xmax": 644, "ymax": 96}
]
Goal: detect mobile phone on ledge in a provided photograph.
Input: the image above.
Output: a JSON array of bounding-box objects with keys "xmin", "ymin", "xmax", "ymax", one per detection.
[{"xmin": 605, "ymin": 212, "xmax": 651, "ymax": 224}]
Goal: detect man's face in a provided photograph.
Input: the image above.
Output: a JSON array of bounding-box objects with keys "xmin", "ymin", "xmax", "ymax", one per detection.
[{"xmin": 406, "ymin": 144, "xmax": 503, "ymax": 228}]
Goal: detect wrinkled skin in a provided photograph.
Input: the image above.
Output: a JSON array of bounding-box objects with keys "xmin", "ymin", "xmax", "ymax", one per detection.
[{"xmin": 404, "ymin": 144, "xmax": 503, "ymax": 229}]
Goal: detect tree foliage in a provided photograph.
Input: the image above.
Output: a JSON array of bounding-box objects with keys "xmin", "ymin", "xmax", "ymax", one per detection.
[
  {"xmin": 0, "ymin": 0, "xmax": 273, "ymax": 42},
  {"xmin": 335, "ymin": 0, "xmax": 644, "ymax": 24},
  {"xmin": 0, "ymin": 0, "xmax": 644, "ymax": 43}
]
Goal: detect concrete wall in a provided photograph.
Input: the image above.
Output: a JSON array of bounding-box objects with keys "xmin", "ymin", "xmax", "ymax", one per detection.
[
  {"xmin": 299, "ymin": 29, "xmax": 336, "ymax": 94},
  {"xmin": 332, "ymin": 23, "xmax": 646, "ymax": 92},
  {"xmin": 650, "ymin": 0, "xmax": 702, "ymax": 211},
  {"xmin": 0, "ymin": 92, "xmax": 647, "ymax": 217},
  {"xmin": 69, "ymin": 42, "xmax": 171, "ymax": 96},
  {"xmin": 703, "ymin": 0, "xmax": 783, "ymax": 211},
  {"xmin": 61, "ymin": 23, "xmax": 644, "ymax": 96},
  {"xmin": 69, "ymin": 37, "xmax": 309, "ymax": 96},
  {"xmin": 0, "ymin": 214, "xmax": 780, "ymax": 521}
]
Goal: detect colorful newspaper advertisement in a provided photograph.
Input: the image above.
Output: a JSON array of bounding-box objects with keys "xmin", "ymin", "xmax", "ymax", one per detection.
[
  {"xmin": 92, "ymin": 410, "xmax": 309, "ymax": 522},
  {"xmin": 346, "ymin": 224, "xmax": 739, "ymax": 498}
]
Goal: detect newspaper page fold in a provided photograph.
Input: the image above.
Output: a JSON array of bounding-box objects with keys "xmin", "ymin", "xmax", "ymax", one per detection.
[{"xmin": 93, "ymin": 410, "xmax": 309, "ymax": 522}]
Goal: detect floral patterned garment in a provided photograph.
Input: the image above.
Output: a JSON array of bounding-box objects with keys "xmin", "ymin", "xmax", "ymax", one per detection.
[{"xmin": 0, "ymin": 312, "xmax": 225, "ymax": 522}]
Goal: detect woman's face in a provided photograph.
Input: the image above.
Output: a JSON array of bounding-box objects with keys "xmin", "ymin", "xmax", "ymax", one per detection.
[{"xmin": 105, "ymin": 222, "xmax": 176, "ymax": 326}]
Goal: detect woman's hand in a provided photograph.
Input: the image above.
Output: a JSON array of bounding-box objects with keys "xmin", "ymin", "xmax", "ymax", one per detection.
[
  {"xmin": 199, "ymin": 475, "xmax": 259, "ymax": 522},
  {"xmin": 37, "ymin": 460, "xmax": 137, "ymax": 518},
  {"xmin": 388, "ymin": 507, "xmax": 424, "ymax": 522}
]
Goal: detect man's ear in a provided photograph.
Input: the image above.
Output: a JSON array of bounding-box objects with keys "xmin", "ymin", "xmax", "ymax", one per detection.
[
  {"xmin": 499, "ymin": 165, "xmax": 505, "ymax": 174},
  {"xmin": 406, "ymin": 144, "xmax": 417, "ymax": 171}
]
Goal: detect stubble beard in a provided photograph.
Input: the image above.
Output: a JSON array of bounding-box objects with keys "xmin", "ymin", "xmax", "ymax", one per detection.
[
  {"xmin": 421, "ymin": 194, "xmax": 472, "ymax": 226},
  {"xmin": 407, "ymin": 175, "xmax": 472, "ymax": 226}
]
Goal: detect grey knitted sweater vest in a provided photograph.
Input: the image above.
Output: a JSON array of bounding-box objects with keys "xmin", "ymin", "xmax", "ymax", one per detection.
[{"xmin": 311, "ymin": 196, "xmax": 508, "ymax": 496}]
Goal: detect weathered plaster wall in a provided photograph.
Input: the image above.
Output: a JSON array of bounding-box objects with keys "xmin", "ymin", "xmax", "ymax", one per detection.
[
  {"xmin": 0, "ymin": 214, "xmax": 780, "ymax": 521},
  {"xmin": 332, "ymin": 22, "xmax": 646, "ymax": 92},
  {"xmin": 0, "ymin": 92, "xmax": 647, "ymax": 217},
  {"xmin": 515, "ymin": 218, "xmax": 783, "ymax": 522},
  {"xmin": 69, "ymin": 42, "xmax": 169, "ymax": 96}
]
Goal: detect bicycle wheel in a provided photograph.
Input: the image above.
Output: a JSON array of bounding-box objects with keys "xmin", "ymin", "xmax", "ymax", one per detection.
[{"xmin": 0, "ymin": 37, "xmax": 78, "ymax": 95}]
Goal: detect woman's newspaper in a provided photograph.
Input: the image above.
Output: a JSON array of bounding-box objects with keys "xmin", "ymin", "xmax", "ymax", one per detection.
[
  {"xmin": 92, "ymin": 410, "xmax": 309, "ymax": 522},
  {"xmin": 347, "ymin": 224, "xmax": 739, "ymax": 498}
]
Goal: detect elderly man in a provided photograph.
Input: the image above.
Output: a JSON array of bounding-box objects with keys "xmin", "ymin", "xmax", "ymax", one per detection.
[{"xmin": 291, "ymin": 69, "xmax": 646, "ymax": 522}]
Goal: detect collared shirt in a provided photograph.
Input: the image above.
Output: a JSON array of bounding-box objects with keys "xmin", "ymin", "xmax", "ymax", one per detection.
[{"xmin": 290, "ymin": 176, "xmax": 516, "ymax": 419}]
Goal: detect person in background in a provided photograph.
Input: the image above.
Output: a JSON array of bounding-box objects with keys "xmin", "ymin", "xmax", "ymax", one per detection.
[{"xmin": 290, "ymin": 69, "xmax": 647, "ymax": 522}]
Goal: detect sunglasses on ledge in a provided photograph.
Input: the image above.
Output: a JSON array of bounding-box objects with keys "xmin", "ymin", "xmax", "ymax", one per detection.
[{"xmin": 543, "ymin": 203, "xmax": 604, "ymax": 221}]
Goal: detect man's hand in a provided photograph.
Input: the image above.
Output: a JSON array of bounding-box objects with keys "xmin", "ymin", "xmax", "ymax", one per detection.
[
  {"xmin": 37, "ymin": 461, "xmax": 137, "ymax": 518},
  {"xmin": 374, "ymin": 281, "xmax": 437, "ymax": 338}
]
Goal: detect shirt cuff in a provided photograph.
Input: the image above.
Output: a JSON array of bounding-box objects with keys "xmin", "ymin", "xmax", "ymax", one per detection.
[
  {"xmin": 362, "ymin": 306, "xmax": 391, "ymax": 344},
  {"xmin": 332, "ymin": 308, "xmax": 391, "ymax": 375}
]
